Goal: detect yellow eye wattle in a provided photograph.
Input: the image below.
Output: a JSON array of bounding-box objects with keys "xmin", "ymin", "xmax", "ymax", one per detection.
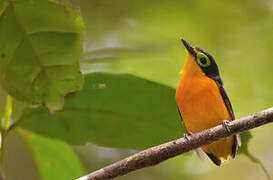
[{"xmin": 197, "ymin": 53, "xmax": 210, "ymax": 67}]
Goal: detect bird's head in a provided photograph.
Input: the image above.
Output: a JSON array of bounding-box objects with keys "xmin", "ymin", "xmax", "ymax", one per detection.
[{"xmin": 180, "ymin": 39, "xmax": 222, "ymax": 85}]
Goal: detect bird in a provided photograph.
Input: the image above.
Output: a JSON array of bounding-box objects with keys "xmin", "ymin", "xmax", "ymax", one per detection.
[{"xmin": 175, "ymin": 39, "xmax": 241, "ymax": 166}]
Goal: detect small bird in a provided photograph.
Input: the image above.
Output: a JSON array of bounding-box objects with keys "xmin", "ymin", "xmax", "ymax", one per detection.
[{"xmin": 176, "ymin": 39, "xmax": 240, "ymax": 166}]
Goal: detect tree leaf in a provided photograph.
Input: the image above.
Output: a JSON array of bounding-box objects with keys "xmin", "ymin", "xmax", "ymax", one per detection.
[
  {"xmin": 3, "ymin": 128, "xmax": 84, "ymax": 180},
  {"xmin": 3, "ymin": 129, "xmax": 40, "ymax": 180},
  {"xmin": 17, "ymin": 72, "xmax": 252, "ymax": 155},
  {"xmin": 238, "ymin": 131, "xmax": 252, "ymax": 155},
  {"xmin": 0, "ymin": 0, "xmax": 84, "ymax": 111},
  {"xmin": 0, "ymin": 0, "xmax": 8, "ymax": 16},
  {"xmin": 18, "ymin": 72, "xmax": 185, "ymax": 149}
]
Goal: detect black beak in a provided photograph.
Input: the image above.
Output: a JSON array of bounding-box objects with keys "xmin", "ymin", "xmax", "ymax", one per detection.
[{"xmin": 181, "ymin": 39, "xmax": 197, "ymax": 57}]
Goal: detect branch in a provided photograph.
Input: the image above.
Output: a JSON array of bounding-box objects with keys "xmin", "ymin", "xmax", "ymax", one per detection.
[{"xmin": 77, "ymin": 107, "xmax": 273, "ymax": 180}]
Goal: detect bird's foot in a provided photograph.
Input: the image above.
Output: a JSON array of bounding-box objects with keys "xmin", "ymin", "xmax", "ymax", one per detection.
[
  {"xmin": 222, "ymin": 120, "xmax": 231, "ymax": 133},
  {"xmin": 184, "ymin": 132, "xmax": 193, "ymax": 141}
]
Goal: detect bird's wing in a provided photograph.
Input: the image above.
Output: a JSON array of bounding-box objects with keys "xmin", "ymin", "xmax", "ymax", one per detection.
[
  {"xmin": 218, "ymin": 84, "xmax": 241, "ymax": 158},
  {"xmin": 177, "ymin": 106, "xmax": 184, "ymax": 123},
  {"xmin": 218, "ymin": 85, "xmax": 235, "ymax": 120}
]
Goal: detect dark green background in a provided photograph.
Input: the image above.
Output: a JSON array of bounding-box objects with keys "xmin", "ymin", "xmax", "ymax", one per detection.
[{"xmin": 0, "ymin": 0, "xmax": 272, "ymax": 179}]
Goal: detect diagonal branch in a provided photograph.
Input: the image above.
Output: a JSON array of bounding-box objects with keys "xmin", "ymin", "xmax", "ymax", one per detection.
[{"xmin": 77, "ymin": 107, "xmax": 273, "ymax": 180}]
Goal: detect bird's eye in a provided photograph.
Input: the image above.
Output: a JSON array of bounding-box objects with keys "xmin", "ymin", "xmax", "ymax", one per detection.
[{"xmin": 196, "ymin": 53, "xmax": 210, "ymax": 67}]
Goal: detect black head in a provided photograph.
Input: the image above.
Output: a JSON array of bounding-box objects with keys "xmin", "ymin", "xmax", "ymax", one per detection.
[{"xmin": 181, "ymin": 39, "xmax": 223, "ymax": 86}]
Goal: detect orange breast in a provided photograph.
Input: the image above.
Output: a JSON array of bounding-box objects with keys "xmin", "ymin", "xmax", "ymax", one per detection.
[
  {"xmin": 176, "ymin": 75, "xmax": 233, "ymax": 159},
  {"xmin": 176, "ymin": 76, "xmax": 231, "ymax": 132}
]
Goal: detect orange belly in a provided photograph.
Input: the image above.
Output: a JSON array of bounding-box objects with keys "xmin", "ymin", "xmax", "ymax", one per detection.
[{"xmin": 176, "ymin": 76, "xmax": 233, "ymax": 160}]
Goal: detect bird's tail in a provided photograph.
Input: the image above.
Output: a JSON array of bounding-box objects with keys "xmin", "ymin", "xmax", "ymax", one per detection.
[{"xmin": 202, "ymin": 135, "xmax": 239, "ymax": 166}]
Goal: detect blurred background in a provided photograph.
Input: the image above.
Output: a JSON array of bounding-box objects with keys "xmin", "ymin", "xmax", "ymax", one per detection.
[
  {"xmin": 72, "ymin": 0, "xmax": 273, "ymax": 179},
  {"xmin": 2, "ymin": 0, "xmax": 273, "ymax": 179}
]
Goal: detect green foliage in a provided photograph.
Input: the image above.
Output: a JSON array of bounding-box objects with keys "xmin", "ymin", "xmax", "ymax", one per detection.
[
  {"xmin": 0, "ymin": 0, "xmax": 84, "ymax": 111},
  {"xmin": 77, "ymin": 0, "xmax": 273, "ymax": 118},
  {"xmin": 3, "ymin": 128, "xmax": 84, "ymax": 180},
  {"xmin": 18, "ymin": 72, "xmax": 184, "ymax": 148},
  {"xmin": 238, "ymin": 131, "xmax": 252, "ymax": 155},
  {"xmin": 2, "ymin": 95, "xmax": 12, "ymax": 130},
  {"xmin": 0, "ymin": 0, "xmax": 272, "ymax": 179}
]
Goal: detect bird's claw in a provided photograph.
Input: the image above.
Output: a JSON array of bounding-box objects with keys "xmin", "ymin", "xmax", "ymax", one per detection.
[
  {"xmin": 184, "ymin": 132, "xmax": 193, "ymax": 141},
  {"xmin": 222, "ymin": 120, "xmax": 231, "ymax": 133}
]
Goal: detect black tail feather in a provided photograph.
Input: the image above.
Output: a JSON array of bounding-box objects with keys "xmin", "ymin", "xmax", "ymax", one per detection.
[
  {"xmin": 231, "ymin": 135, "xmax": 238, "ymax": 159},
  {"xmin": 206, "ymin": 153, "xmax": 221, "ymax": 166}
]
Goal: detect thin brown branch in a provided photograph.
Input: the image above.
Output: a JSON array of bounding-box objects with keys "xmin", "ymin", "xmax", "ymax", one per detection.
[{"xmin": 77, "ymin": 107, "xmax": 273, "ymax": 180}]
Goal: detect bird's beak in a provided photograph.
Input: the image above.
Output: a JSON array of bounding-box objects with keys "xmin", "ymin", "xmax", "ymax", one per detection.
[{"xmin": 181, "ymin": 39, "xmax": 197, "ymax": 57}]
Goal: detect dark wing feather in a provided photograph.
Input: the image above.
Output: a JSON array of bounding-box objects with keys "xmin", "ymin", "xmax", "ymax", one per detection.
[
  {"xmin": 218, "ymin": 85, "xmax": 235, "ymax": 120},
  {"xmin": 177, "ymin": 106, "xmax": 183, "ymax": 123},
  {"xmin": 218, "ymin": 84, "xmax": 238, "ymax": 158}
]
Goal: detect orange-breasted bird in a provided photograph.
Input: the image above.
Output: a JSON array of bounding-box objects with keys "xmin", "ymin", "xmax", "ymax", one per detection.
[{"xmin": 176, "ymin": 39, "xmax": 241, "ymax": 166}]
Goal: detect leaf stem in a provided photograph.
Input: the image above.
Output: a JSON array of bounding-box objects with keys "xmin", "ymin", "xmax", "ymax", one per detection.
[
  {"xmin": 2, "ymin": 95, "xmax": 12, "ymax": 131},
  {"xmin": 0, "ymin": 95, "xmax": 13, "ymax": 176},
  {"xmin": 245, "ymin": 152, "xmax": 271, "ymax": 180}
]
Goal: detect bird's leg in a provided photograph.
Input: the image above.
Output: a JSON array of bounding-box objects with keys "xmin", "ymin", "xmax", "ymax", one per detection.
[
  {"xmin": 222, "ymin": 120, "xmax": 231, "ymax": 133},
  {"xmin": 184, "ymin": 132, "xmax": 193, "ymax": 141},
  {"xmin": 184, "ymin": 132, "xmax": 206, "ymax": 161}
]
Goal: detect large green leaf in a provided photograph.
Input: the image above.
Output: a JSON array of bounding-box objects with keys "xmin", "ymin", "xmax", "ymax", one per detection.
[
  {"xmin": 17, "ymin": 72, "xmax": 251, "ymax": 154},
  {"xmin": 0, "ymin": 0, "xmax": 84, "ymax": 111},
  {"xmin": 18, "ymin": 72, "xmax": 185, "ymax": 149},
  {"xmin": 3, "ymin": 128, "xmax": 84, "ymax": 180}
]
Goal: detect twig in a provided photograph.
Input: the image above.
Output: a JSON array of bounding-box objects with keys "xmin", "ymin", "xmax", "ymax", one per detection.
[
  {"xmin": 245, "ymin": 152, "xmax": 271, "ymax": 180},
  {"xmin": 77, "ymin": 107, "xmax": 273, "ymax": 180}
]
